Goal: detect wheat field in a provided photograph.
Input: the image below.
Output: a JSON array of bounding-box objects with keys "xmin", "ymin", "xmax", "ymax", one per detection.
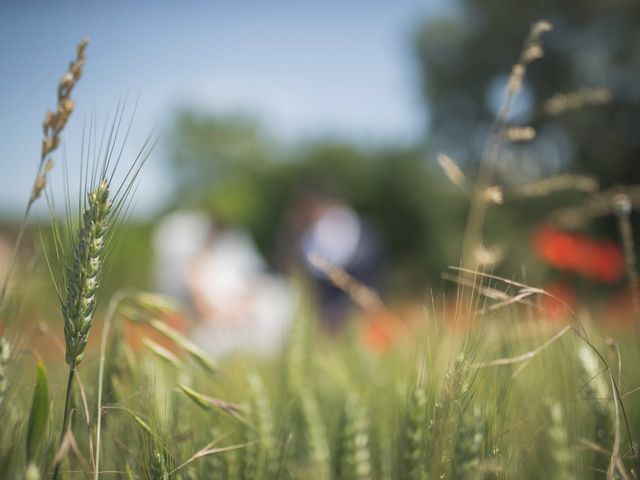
[{"xmin": 1, "ymin": 20, "xmax": 640, "ymax": 480}]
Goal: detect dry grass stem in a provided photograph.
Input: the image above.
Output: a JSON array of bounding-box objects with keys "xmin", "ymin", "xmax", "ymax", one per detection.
[
  {"xmin": 0, "ymin": 37, "xmax": 88, "ymax": 308},
  {"xmin": 613, "ymin": 194, "xmax": 640, "ymax": 331},
  {"xmin": 94, "ymin": 290, "xmax": 128, "ymax": 480},
  {"xmin": 461, "ymin": 20, "xmax": 551, "ymax": 269},
  {"xmin": 512, "ymin": 174, "xmax": 598, "ymax": 198},
  {"xmin": 543, "ymin": 87, "xmax": 611, "ymax": 116},
  {"xmin": 0, "ymin": 336, "xmax": 9, "ymax": 407},
  {"xmin": 551, "ymin": 185, "xmax": 640, "ymax": 229},
  {"xmin": 473, "ymin": 324, "xmax": 572, "ymax": 369},
  {"xmin": 307, "ymin": 252, "xmax": 386, "ymax": 314}
]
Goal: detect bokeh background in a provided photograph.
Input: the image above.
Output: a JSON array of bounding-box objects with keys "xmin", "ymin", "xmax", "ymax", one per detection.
[{"xmin": 2, "ymin": 0, "xmax": 640, "ymax": 329}]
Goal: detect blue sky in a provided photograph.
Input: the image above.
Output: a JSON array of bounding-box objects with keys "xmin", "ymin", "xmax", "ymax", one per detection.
[{"xmin": 0, "ymin": 1, "xmax": 451, "ymax": 216}]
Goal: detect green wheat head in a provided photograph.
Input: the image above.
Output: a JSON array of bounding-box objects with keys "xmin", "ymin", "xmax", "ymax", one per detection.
[
  {"xmin": 62, "ymin": 179, "xmax": 112, "ymax": 367},
  {"xmin": 334, "ymin": 391, "xmax": 372, "ymax": 480},
  {"xmin": 398, "ymin": 370, "xmax": 429, "ymax": 480}
]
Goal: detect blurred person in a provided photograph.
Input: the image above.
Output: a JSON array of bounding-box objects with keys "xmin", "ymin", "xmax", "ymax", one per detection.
[
  {"xmin": 152, "ymin": 210, "xmax": 294, "ymax": 358},
  {"xmin": 152, "ymin": 211, "xmax": 212, "ymax": 302},
  {"xmin": 280, "ymin": 190, "xmax": 384, "ymax": 332}
]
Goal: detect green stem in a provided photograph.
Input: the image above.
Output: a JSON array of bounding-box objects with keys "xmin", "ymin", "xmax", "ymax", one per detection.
[
  {"xmin": 52, "ymin": 367, "xmax": 75, "ymax": 480},
  {"xmin": 615, "ymin": 205, "xmax": 640, "ymax": 337},
  {"xmin": 94, "ymin": 290, "xmax": 127, "ymax": 480},
  {"xmin": 0, "ymin": 204, "xmax": 32, "ymax": 310},
  {"xmin": 0, "ymin": 150, "xmax": 46, "ymax": 312}
]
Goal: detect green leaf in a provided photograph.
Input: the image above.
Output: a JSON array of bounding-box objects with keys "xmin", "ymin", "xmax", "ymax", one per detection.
[
  {"xmin": 150, "ymin": 320, "xmax": 216, "ymax": 373},
  {"xmin": 142, "ymin": 337, "xmax": 183, "ymax": 369},
  {"xmin": 26, "ymin": 361, "xmax": 49, "ymax": 465},
  {"xmin": 178, "ymin": 385, "xmax": 246, "ymax": 420},
  {"xmin": 120, "ymin": 406, "xmax": 160, "ymax": 441},
  {"xmin": 133, "ymin": 292, "xmax": 183, "ymax": 314}
]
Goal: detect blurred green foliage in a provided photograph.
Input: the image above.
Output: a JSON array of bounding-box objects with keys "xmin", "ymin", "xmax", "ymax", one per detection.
[{"xmin": 2, "ymin": 282, "xmax": 638, "ymax": 479}]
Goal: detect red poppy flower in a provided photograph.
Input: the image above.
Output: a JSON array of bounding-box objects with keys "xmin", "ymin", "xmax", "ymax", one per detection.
[{"xmin": 533, "ymin": 225, "xmax": 624, "ymax": 283}]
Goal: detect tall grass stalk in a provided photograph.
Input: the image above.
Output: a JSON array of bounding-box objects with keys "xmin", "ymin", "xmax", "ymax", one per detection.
[
  {"xmin": 0, "ymin": 336, "xmax": 9, "ymax": 408},
  {"xmin": 94, "ymin": 290, "xmax": 128, "ymax": 480},
  {"xmin": 461, "ymin": 20, "xmax": 551, "ymax": 268},
  {"xmin": 0, "ymin": 40, "xmax": 87, "ymax": 425},
  {"xmin": 613, "ymin": 194, "xmax": 640, "ymax": 333},
  {"xmin": 0, "ymin": 37, "xmax": 88, "ymax": 309}
]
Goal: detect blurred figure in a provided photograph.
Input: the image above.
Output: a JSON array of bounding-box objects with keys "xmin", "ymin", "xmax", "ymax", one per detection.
[
  {"xmin": 152, "ymin": 211, "xmax": 294, "ymax": 358},
  {"xmin": 152, "ymin": 211, "xmax": 212, "ymax": 302},
  {"xmin": 281, "ymin": 190, "xmax": 383, "ymax": 331}
]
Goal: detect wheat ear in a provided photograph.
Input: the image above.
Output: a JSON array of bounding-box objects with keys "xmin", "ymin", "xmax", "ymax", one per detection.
[
  {"xmin": 398, "ymin": 366, "xmax": 429, "ymax": 480},
  {"xmin": 52, "ymin": 180, "xmax": 111, "ymax": 480},
  {"xmin": 63, "ymin": 180, "xmax": 112, "ymax": 368}
]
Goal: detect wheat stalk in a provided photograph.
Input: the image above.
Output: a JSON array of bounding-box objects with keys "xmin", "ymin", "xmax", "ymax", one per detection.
[
  {"xmin": 461, "ymin": 20, "xmax": 551, "ymax": 268},
  {"xmin": 52, "ymin": 180, "xmax": 112, "ymax": 480},
  {"xmin": 0, "ymin": 37, "xmax": 88, "ymax": 309},
  {"xmin": 307, "ymin": 252, "xmax": 385, "ymax": 313},
  {"xmin": 0, "ymin": 40, "xmax": 87, "ymax": 420},
  {"xmin": 93, "ymin": 289, "xmax": 132, "ymax": 480},
  {"xmin": 48, "ymin": 108, "xmax": 155, "ymax": 479},
  {"xmin": 0, "ymin": 336, "xmax": 9, "ymax": 408},
  {"xmin": 577, "ymin": 344, "xmax": 613, "ymax": 476}
]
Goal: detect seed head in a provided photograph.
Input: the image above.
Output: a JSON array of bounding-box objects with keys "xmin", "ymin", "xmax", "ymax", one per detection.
[
  {"xmin": 613, "ymin": 193, "xmax": 632, "ymax": 218},
  {"xmin": 62, "ymin": 180, "xmax": 111, "ymax": 367}
]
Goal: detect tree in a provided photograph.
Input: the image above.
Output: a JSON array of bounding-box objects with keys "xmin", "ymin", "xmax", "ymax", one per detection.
[{"xmin": 415, "ymin": 1, "xmax": 640, "ymax": 187}]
